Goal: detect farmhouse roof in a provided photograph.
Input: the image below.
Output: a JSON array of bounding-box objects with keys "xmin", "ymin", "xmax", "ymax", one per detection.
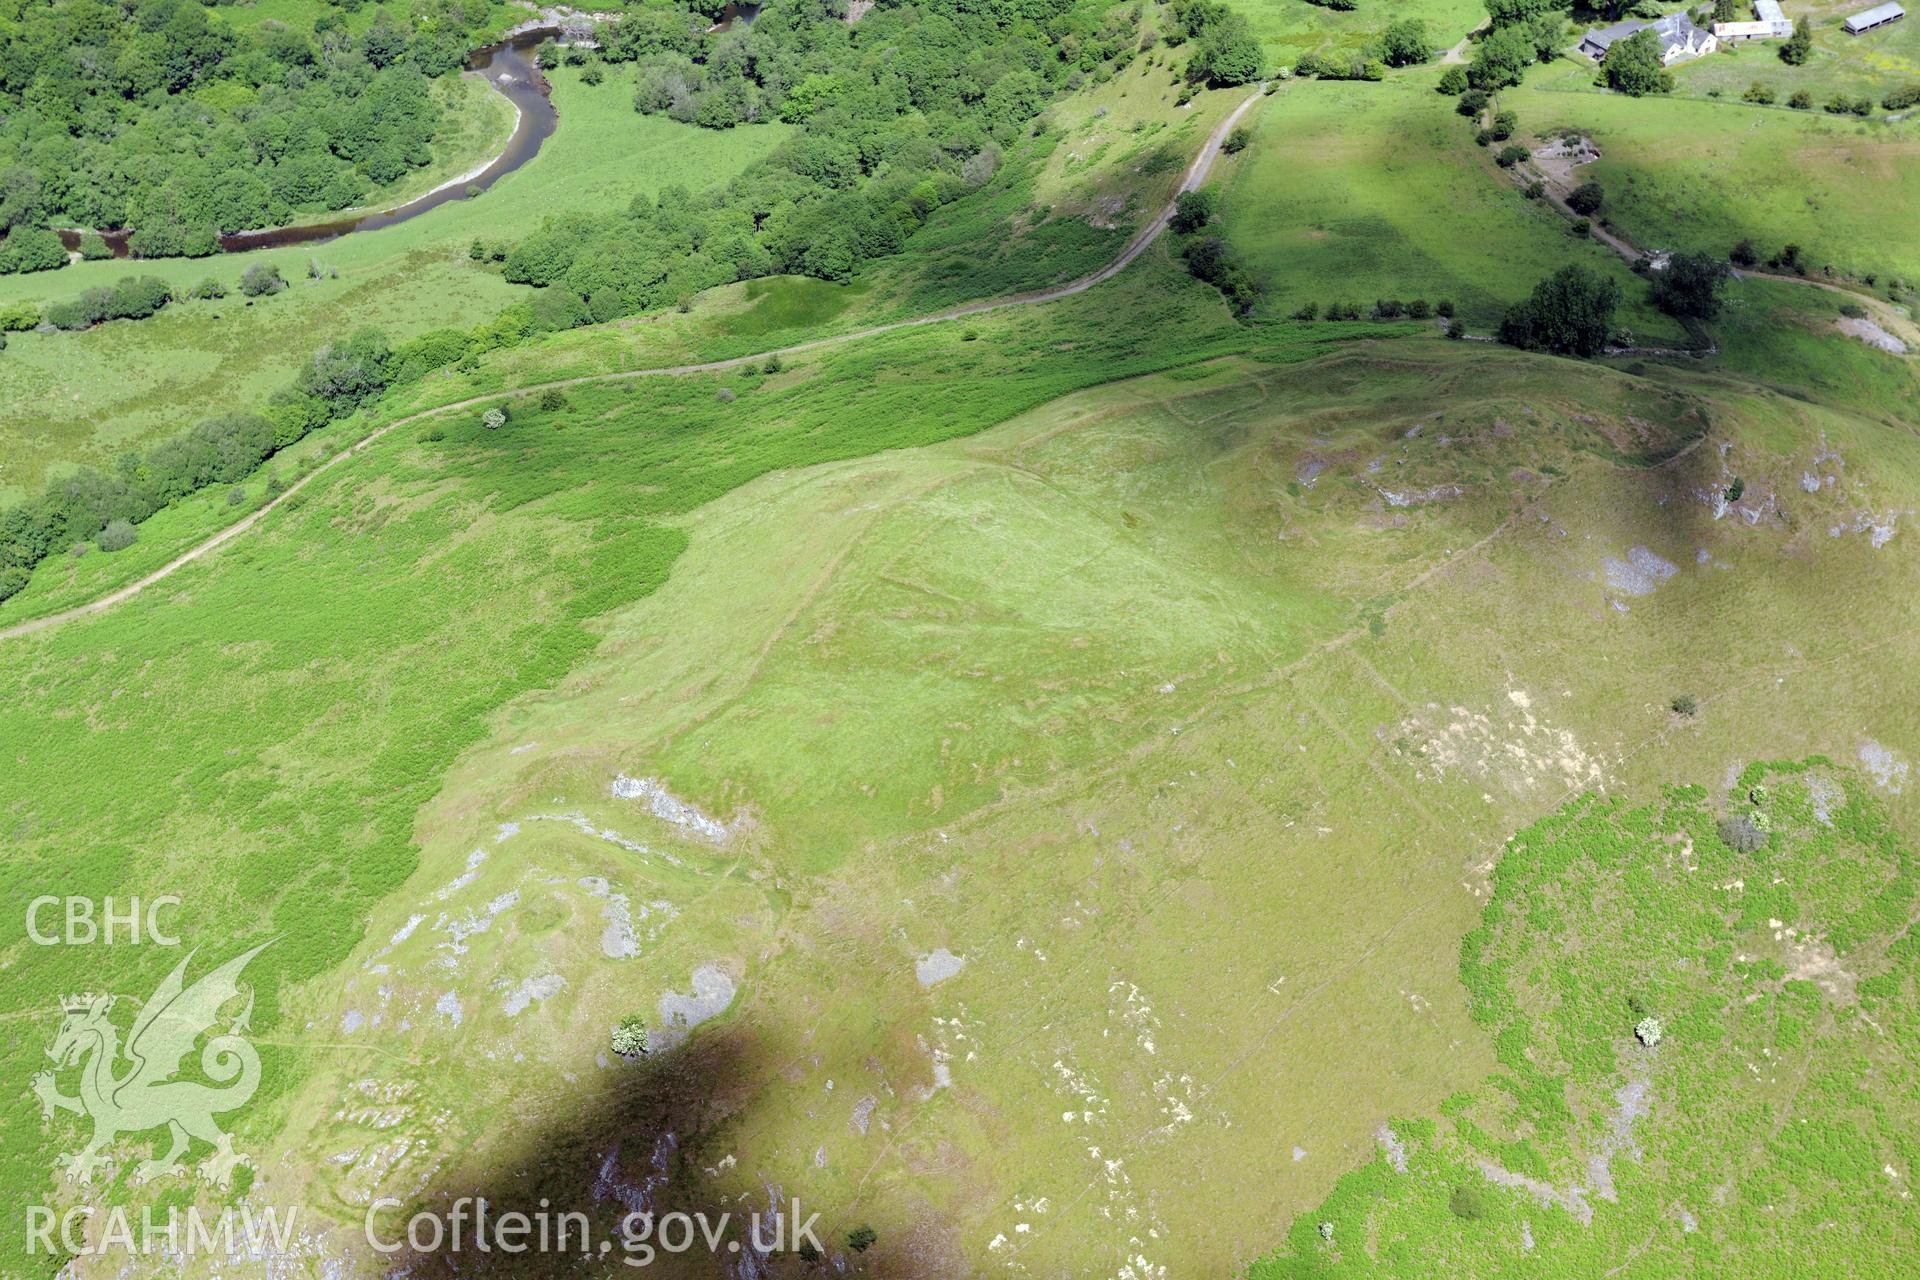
[{"xmin": 1583, "ymin": 11, "xmax": 1708, "ymax": 50}]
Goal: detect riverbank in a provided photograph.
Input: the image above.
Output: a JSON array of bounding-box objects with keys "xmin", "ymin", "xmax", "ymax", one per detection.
[{"xmin": 57, "ymin": 29, "xmax": 560, "ymax": 260}]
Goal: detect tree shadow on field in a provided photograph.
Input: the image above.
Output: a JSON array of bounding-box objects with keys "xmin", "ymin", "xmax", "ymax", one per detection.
[{"xmin": 375, "ymin": 1023, "xmax": 936, "ymax": 1279}]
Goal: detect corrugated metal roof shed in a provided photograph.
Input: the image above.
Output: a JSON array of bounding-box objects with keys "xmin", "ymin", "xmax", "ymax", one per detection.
[{"xmin": 1845, "ymin": 1, "xmax": 1906, "ymax": 31}]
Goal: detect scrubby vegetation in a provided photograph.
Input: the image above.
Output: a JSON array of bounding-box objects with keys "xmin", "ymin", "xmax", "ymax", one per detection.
[
  {"xmin": 41, "ymin": 274, "xmax": 171, "ymax": 331},
  {"xmin": 1252, "ymin": 765, "xmax": 1920, "ymax": 1277},
  {"xmin": 0, "ymin": 326, "xmax": 392, "ymax": 602}
]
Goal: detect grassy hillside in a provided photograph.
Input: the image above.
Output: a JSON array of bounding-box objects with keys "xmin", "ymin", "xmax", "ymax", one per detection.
[
  {"xmin": 8, "ymin": 10, "xmax": 1920, "ymax": 1274},
  {"xmin": 1511, "ymin": 75, "xmax": 1920, "ymax": 292},
  {"xmin": 1250, "ymin": 765, "xmax": 1920, "ymax": 1277},
  {"xmin": 258, "ymin": 331, "xmax": 1920, "ymax": 1278},
  {"xmin": 0, "ymin": 256, "xmax": 1280, "ymax": 1267},
  {"xmin": 0, "ymin": 66, "xmax": 790, "ymax": 504},
  {"xmin": 1216, "ymin": 75, "xmax": 1685, "ymax": 337},
  {"xmin": 13, "ymin": 280, "xmax": 1919, "ymax": 1273}
]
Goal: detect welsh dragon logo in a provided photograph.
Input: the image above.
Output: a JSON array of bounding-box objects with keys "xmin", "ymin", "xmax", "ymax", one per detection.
[{"xmin": 33, "ymin": 942, "xmax": 270, "ymax": 1187}]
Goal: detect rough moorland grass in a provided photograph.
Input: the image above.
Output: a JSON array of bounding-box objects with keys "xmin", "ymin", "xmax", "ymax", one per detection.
[
  {"xmin": 235, "ymin": 337, "xmax": 1920, "ymax": 1277},
  {"xmin": 1250, "ymin": 766, "xmax": 1920, "ymax": 1277},
  {"xmin": 1511, "ymin": 69, "xmax": 1920, "ymax": 290},
  {"xmin": 0, "ymin": 259, "xmax": 1282, "ymax": 1260},
  {"xmin": 1217, "ymin": 75, "xmax": 1684, "ymax": 336},
  {"xmin": 0, "ymin": 66, "xmax": 790, "ymax": 503}
]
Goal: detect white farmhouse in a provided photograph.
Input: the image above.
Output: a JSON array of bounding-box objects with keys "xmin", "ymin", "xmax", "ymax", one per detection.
[{"xmin": 1580, "ymin": 11, "xmax": 1719, "ymax": 64}]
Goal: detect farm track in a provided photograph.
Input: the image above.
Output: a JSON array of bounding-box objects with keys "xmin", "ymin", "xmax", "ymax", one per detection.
[
  {"xmin": 0, "ymin": 88, "xmax": 1268, "ymax": 641},
  {"xmin": 1520, "ymin": 135, "xmax": 1920, "ymax": 351}
]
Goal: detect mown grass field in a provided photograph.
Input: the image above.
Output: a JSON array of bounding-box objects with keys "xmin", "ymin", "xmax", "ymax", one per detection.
[
  {"xmin": 1216, "ymin": 74, "xmax": 1686, "ymax": 336},
  {"xmin": 0, "ymin": 66, "xmax": 790, "ymax": 503}
]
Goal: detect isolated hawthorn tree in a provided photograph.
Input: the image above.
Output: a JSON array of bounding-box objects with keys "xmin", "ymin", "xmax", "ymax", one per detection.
[
  {"xmin": 1651, "ymin": 251, "xmax": 1730, "ymax": 320},
  {"xmin": 1170, "ymin": 189, "xmax": 1218, "ymax": 234},
  {"xmin": 1498, "ymin": 265, "xmax": 1621, "ymax": 357}
]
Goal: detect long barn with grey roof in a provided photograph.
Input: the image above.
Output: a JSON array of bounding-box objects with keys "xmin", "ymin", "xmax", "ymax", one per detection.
[{"xmin": 1845, "ymin": 1, "xmax": 1905, "ymax": 32}]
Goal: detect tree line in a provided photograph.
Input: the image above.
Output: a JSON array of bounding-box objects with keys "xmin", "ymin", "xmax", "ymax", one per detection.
[
  {"xmin": 488, "ymin": 0, "xmax": 1157, "ymax": 319},
  {"xmin": 0, "ymin": 321, "xmax": 394, "ymax": 602},
  {"xmin": 0, "ymin": 0, "xmax": 512, "ymax": 266}
]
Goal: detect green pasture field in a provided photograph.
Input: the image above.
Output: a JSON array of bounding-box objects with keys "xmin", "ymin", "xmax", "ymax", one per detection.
[
  {"xmin": 1215, "ymin": 74, "xmax": 1686, "ymax": 336},
  {"xmin": 1508, "ymin": 76, "xmax": 1920, "ymax": 290},
  {"xmin": 1228, "ymin": 0, "xmax": 1485, "ymax": 62},
  {"xmin": 0, "ymin": 66, "xmax": 790, "ymax": 504}
]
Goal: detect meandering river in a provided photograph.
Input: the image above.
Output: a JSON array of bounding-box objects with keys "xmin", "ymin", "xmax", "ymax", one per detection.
[
  {"xmin": 63, "ymin": 5, "xmax": 767, "ymax": 261},
  {"xmin": 61, "ymin": 28, "xmax": 560, "ymax": 259}
]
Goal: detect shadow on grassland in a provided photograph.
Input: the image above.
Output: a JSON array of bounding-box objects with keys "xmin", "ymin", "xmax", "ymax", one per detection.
[{"xmin": 374, "ymin": 1023, "xmax": 939, "ymax": 1279}]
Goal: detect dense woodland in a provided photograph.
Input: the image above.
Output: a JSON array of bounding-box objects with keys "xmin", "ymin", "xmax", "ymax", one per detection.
[
  {"xmin": 0, "ymin": 0, "xmax": 511, "ymax": 263},
  {"xmin": 492, "ymin": 0, "xmax": 1159, "ymax": 315}
]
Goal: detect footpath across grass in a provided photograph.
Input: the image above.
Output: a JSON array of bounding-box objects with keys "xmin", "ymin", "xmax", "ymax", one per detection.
[{"xmin": 1511, "ymin": 72, "xmax": 1920, "ymax": 292}]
